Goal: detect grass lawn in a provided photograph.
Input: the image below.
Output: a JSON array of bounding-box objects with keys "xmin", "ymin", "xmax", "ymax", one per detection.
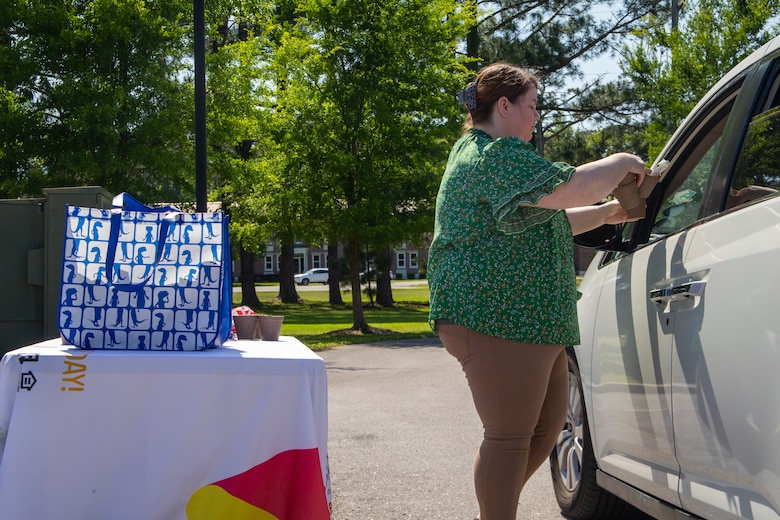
[{"xmin": 232, "ymin": 284, "xmax": 434, "ymax": 350}]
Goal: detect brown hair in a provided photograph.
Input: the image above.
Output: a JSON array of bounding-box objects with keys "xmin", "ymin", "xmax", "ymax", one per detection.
[{"xmin": 461, "ymin": 63, "xmax": 538, "ymax": 131}]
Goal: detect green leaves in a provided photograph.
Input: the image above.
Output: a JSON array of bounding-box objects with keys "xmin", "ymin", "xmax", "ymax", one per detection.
[
  {"xmin": 623, "ymin": 0, "xmax": 780, "ymax": 156},
  {"xmin": 3, "ymin": 0, "xmax": 193, "ymax": 201}
]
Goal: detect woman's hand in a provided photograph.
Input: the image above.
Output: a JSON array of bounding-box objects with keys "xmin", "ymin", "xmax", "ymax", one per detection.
[
  {"xmin": 621, "ymin": 154, "xmax": 651, "ymax": 189},
  {"xmin": 567, "ymin": 199, "xmax": 642, "ymax": 235},
  {"xmin": 601, "ymin": 199, "xmax": 643, "ymax": 225}
]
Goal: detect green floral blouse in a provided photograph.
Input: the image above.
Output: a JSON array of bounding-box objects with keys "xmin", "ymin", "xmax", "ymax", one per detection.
[{"xmin": 428, "ymin": 129, "xmax": 581, "ymax": 345}]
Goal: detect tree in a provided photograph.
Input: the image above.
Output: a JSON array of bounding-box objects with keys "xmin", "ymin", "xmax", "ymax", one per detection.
[
  {"xmin": 465, "ymin": 0, "xmax": 665, "ymax": 146},
  {"xmin": 1, "ymin": 0, "xmax": 195, "ymax": 202},
  {"xmin": 326, "ymin": 234, "xmax": 344, "ymax": 305},
  {"xmin": 544, "ymin": 120, "xmax": 650, "ymax": 166},
  {"xmin": 1, "ymin": 1, "xmax": 52, "ymax": 197},
  {"xmin": 374, "ymin": 245, "xmax": 395, "ymax": 307},
  {"xmin": 623, "ymin": 0, "xmax": 780, "ymax": 157},
  {"xmin": 0, "ymin": 90, "xmax": 41, "ymax": 198},
  {"xmin": 274, "ymin": 0, "xmax": 472, "ymax": 331},
  {"xmin": 204, "ymin": 1, "xmax": 280, "ymax": 307}
]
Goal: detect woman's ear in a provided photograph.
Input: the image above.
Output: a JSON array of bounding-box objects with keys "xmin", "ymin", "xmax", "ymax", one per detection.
[{"xmin": 496, "ymin": 96, "xmax": 511, "ymax": 117}]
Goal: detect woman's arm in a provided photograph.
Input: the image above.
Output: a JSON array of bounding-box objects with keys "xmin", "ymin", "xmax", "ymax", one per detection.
[
  {"xmin": 565, "ymin": 200, "xmax": 637, "ymax": 236},
  {"xmin": 536, "ymin": 153, "xmax": 649, "ymax": 209}
]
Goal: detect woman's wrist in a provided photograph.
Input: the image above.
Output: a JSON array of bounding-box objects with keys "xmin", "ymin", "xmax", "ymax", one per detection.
[{"xmin": 601, "ymin": 200, "xmax": 627, "ymax": 225}]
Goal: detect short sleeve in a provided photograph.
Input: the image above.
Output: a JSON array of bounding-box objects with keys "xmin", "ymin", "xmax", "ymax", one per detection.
[{"xmin": 482, "ymin": 138, "xmax": 575, "ymax": 234}]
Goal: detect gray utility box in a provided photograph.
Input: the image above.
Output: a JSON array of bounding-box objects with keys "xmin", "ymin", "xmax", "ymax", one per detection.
[{"xmin": 0, "ymin": 186, "xmax": 112, "ymax": 355}]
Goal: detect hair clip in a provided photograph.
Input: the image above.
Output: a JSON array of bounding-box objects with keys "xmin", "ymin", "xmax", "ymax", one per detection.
[{"xmin": 456, "ymin": 82, "xmax": 477, "ymax": 110}]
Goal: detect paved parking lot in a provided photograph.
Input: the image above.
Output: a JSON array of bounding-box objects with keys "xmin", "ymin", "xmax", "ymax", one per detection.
[{"xmin": 320, "ymin": 338, "xmax": 566, "ymax": 520}]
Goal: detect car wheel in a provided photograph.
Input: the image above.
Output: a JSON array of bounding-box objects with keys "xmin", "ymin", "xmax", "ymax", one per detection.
[
  {"xmin": 301, "ymin": 279, "xmax": 309, "ymax": 286},
  {"xmin": 549, "ymin": 347, "xmax": 636, "ymax": 520}
]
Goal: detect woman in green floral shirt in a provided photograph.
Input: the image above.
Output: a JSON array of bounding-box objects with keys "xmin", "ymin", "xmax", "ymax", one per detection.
[{"xmin": 428, "ymin": 63, "xmax": 649, "ymax": 520}]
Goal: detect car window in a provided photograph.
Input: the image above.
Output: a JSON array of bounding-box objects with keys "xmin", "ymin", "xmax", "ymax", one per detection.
[
  {"xmin": 726, "ymin": 67, "xmax": 780, "ymax": 209},
  {"xmin": 649, "ymin": 91, "xmax": 739, "ymax": 240},
  {"xmin": 598, "ymin": 83, "xmax": 741, "ymax": 267},
  {"xmin": 652, "ymin": 145, "xmax": 718, "ymax": 235}
]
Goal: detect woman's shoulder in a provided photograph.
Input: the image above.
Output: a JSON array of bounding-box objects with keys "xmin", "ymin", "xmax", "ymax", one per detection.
[
  {"xmin": 481, "ymin": 137, "xmax": 546, "ymax": 172},
  {"xmin": 450, "ymin": 130, "xmax": 548, "ymax": 175},
  {"xmin": 485, "ymin": 135, "xmax": 536, "ymax": 154}
]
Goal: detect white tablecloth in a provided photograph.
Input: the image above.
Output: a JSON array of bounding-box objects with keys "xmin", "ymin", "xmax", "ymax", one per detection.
[{"xmin": 0, "ymin": 337, "xmax": 330, "ymax": 520}]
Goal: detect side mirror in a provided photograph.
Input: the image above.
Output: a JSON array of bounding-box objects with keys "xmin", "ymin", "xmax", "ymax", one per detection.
[{"xmin": 574, "ymin": 224, "xmax": 629, "ymax": 251}]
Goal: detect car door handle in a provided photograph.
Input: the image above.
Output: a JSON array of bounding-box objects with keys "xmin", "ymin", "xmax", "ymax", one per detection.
[{"xmin": 650, "ymin": 280, "xmax": 707, "ymax": 304}]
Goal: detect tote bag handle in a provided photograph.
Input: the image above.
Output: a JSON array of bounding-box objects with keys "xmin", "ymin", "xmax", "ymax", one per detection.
[{"xmin": 105, "ymin": 193, "xmax": 180, "ymax": 290}]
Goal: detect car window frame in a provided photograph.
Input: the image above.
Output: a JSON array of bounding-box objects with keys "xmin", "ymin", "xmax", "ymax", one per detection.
[
  {"xmin": 602, "ymin": 52, "xmax": 777, "ymax": 267},
  {"xmin": 642, "ymin": 82, "xmax": 742, "ymax": 238},
  {"xmin": 720, "ymin": 60, "xmax": 780, "ymax": 212},
  {"xmin": 703, "ymin": 57, "xmax": 779, "ymax": 214},
  {"xmin": 596, "ymin": 80, "xmax": 744, "ymax": 268},
  {"xmin": 645, "ymin": 93, "xmax": 736, "ymax": 239}
]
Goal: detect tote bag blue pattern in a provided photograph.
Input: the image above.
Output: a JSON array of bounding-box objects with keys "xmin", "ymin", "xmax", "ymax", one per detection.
[{"xmin": 58, "ymin": 193, "xmax": 232, "ymax": 350}]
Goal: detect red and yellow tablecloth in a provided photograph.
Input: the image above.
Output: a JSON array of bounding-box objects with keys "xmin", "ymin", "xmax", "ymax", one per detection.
[{"xmin": 0, "ymin": 337, "xmax": 331, "ymax": 520}]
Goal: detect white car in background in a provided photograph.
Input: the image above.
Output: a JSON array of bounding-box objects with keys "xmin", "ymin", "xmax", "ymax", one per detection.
[
  {"xmin": 550, "ymin": 35, "xmax": 780, "ymax": 520},
  {"xmin": 293, "ymin": 268, "xmax": 329, "ymax": 286}
]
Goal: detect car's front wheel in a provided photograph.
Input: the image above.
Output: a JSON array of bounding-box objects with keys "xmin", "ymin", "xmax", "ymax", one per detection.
[
  {"xmin": 549, "ymin": 347, "xmax": 638, "ymax": 520},
  {"xmin": 300, "ymin": 279, "xmax": 309, "ymax": 286}
]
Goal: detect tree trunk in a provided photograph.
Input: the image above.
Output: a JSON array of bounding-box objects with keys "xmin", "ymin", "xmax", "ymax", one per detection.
[
  {"xmin": 466, "ymin": 21, "xmax": 480, "ymax": 62},
  {"xmin": 278, "ymin": 233, "xmax": 300, "ymax": 303},
  {"xmin": 375, "ymin": 244, "xmax": 394, "ymax": 307},
  {"xmin": 347, "ymin": 238, "xmax": 369, "ymax": 332},
  {"xmin": 239, "ymin": 247, "xmax": 261, "ymax": 308},
  {"xmin": 375, "ymin": 272, "xmax": 393, "ymax": 307},
  {"xmin": 327, "ymin": 238, "xmax": 343, "ymax": 305}
]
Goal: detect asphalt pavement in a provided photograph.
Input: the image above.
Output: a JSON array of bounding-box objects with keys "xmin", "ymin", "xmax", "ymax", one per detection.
[{"xmin": 320, "ymin": 338, "xmax": 567, "ymax": 520}]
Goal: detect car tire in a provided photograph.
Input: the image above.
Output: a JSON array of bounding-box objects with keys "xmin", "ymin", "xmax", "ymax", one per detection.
[
  {"xmin": 549, "ymin": 347, "xmax": 637, "ymax": 520},
  {"xmin": 301, "ymin": 279, "xmax": 309, "ymax": 286}
]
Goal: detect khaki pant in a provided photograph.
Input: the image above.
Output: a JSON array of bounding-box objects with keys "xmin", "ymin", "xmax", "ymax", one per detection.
[{"xmin": 436, "ymin": 321, "xmax": 567, "ymax": 520}]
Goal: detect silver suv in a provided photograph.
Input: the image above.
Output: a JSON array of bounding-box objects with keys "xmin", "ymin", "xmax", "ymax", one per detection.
[{"xmin": 550, "ymin": 35, "xmax": 780, "ymax": 520}]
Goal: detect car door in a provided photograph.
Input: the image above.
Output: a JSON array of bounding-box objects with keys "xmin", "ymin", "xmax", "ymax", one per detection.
[
  {"xmin": 587, "ymin": 63, "xmax": 748, "ymax": 509},
  {"xmin": 587, "ymin": 230, "xmax": 685, "ymax": 508},
  {"xmin": 671, "ymin": 52, "xmax": 780, "ymax": 520}
]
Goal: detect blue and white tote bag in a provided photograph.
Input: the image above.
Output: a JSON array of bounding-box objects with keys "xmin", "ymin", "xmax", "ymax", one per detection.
[{"xmin": 58, "ymin": 193, "xmax": 232, "ymax": 350}]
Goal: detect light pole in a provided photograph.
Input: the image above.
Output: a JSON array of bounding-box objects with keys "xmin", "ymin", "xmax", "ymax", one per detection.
[{"xmin": 194, "ymin": 0, "xmax": 207, "ymax": 212}]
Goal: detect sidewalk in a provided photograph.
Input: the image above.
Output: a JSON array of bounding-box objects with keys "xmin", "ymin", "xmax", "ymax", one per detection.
[{"xmin": 320, "ymin": 338, "xmax": 563, "ymax": 519}]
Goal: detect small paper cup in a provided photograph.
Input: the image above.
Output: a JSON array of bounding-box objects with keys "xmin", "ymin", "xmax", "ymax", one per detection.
[
  {"xmin": 258, "ymin": 315, "xmax": 284, "ymax": 341},
  {"xmin": 638, "ymin": 174, "xmax": 661, "ymax": 199},
  {"xmin": 626, "ymin": 202, "xmax": 646, "ymax": 219},
  {"xmin": 233, "ymin": 315, "xmax": 259, "ymax": 340},
  {"xmin": 613, "ymin": 182, "xmax": 641, "ymax": 211}
]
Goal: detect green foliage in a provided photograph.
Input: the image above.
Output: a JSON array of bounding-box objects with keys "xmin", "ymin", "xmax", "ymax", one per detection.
[
  {"xmin": 2, "ymin": 0, "xmax": 195, "ymax": 202},
  {"xmin": 543, "ymin": 122, "xmax": 650, "ymax": 166},
  {"xmin": 258, "ymin": 0, "xmax": 472, "ymax": 326},
  {"xmin": 0, "ymin": 89, "xmax": 43, "ymax": 197},
  {"xmin": 732, "ymin": 106, "xmax": 780, "ymax": 191},
  {"xmin": 203, "ymin": 4, "xmax": 283, "ymax": 254},
  {"xmin": 285, "ymin": 0, "xmax": 473, "ymax": 246},
  {"xmin": 467, "ymin": 0, "xmax": 665, "ymax": 143},
  {"xmin": 623, "ymin": 0, "xmax": 780, "ymax": 157}
]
